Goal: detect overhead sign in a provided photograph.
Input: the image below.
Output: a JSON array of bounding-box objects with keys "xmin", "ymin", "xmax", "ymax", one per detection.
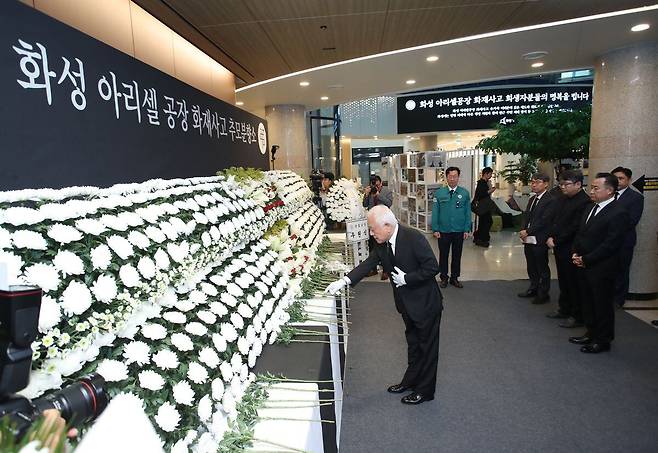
[
  {"xmin": 1, "ymin": 1, "xmax": 269, "ymax": 191},
  {"xmin": 397, "ymin": 85, "xmax": 593, "ymax": 134}
]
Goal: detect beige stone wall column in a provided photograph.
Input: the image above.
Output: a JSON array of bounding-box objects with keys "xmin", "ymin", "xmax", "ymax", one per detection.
[
  {"xmin": 589, "ymin": 41, "xmax": 658, "ymax": 297},
  {"xmin": 265, "ymin": 105, "xmax": 311, "ymax": 179}
]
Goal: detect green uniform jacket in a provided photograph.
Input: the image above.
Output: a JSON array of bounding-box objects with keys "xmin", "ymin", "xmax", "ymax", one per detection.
[{"xmin": 431, "ymin": 185, "xmax": 472, "ymax": 233}]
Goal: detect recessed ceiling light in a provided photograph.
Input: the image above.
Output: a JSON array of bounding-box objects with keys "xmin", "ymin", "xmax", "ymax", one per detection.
[
  {"xmin": 631, "ymin": 23, "xmax": 650, "ymax": 32},
  {"xmin": 299, "ymin": 81, "xmax": 310, "ymax": 87},
  {"xmin": 236, "ymin": 101, "xmax": 244, "ymax": 106},
  {"xmin": 373, "ymin": 136, "xmax": 378, "ymax": 139},
  {"xmin": 426, "ymin": 56, "xmax": 439, "ymax": 62},
  {"xmin": 406, "ymin": 135, "xmax": 412, "ymax": 138},
  {"xmin": 320, "ymin": 96, "xmax": 329, "ymax": 101},
  {"xmin": 531, "ymin": 62, "xmax": 544, "ymax": 68},
  {"xmin": 406, "ymin": 79, "xmax": 416, "ymax": 85},
  {"xmin": 522, "ymin": 51, "xmax": 548, "ymax": 60}
]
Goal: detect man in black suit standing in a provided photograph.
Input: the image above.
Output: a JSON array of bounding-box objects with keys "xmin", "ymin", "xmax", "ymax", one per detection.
[
  {"xmin": 546, "ymin": 170, "xmax": 593, "ymax": 327},
  {"xmin": 569, "ymin": 173, "xmax": 630, "ymax": 353},
  {"xmin": 518, "ymin": 173, "xmax": 557, "ymax": 305},
  {"xmin": 325, "ymin": 205, "xmax": 442, "ymax": 405},
  {"xmin": 611, "ymin": 167, "xmax": 645, "ymax": 307}
]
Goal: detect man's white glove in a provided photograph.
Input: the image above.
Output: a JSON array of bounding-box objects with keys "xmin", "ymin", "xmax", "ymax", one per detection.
[
  {"xmin": 391, "ymin": 266, "xmax": 407, "ymax": 288},
  {"xmin": 325, "ymin": 276, "xmax": 351, "ymax": 295}
]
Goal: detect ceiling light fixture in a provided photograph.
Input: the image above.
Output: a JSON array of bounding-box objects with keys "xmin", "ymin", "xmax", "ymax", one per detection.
[
  {"xmin": 631, "ymin": 23, "xmax": 650, "ymax": 32},
  {"xmin": 320, "ymin": 96, "xmax": 329, "ymax": 101},
  {"xmin": 426, "ymin": 55, "xmax": 439, "ymax": 62},
  {"xmin": 236, "ymin": 101, "xmax": 244, "ymax": 106},
  {"xmin": 299, "ymin": 81, "xmax": 310, "ymax": 87},
  {"xmin": 373, "ymin": 136, "xmax": 378, "ymax": 139},
  {"xmin": 522, "ymin": 51, "xmax": 548, "ymax": 60},
  {"xmin": 237, "ymin": 5, "xmax": 658, "ymax": 93},
  {"xmin": 406, "ymin": 79, "xmax": 416, "ymax": 85},
  {"xmin": 531, "ymin": 62, "xmax": 544, "ymax": 68}
]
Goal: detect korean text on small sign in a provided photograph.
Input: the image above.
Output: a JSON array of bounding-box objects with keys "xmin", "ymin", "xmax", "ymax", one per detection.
[{"xmin": 346, "ymin": 219, "xmax": 369, "ymax": 244}]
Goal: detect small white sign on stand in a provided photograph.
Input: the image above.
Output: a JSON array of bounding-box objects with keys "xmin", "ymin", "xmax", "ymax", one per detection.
[{"xmin": 345, "ymin": 218, "xmax": 369, "ymax": 266}]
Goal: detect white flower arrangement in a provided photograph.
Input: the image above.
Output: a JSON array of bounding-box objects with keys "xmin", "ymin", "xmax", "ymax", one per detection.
[{"xmin": 326, "ymin": 178, "xmax": 366, "ymax": 222}]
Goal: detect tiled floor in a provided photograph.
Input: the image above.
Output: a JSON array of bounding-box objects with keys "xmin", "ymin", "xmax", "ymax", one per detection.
[{"xmin": 327, "ymin": 229, "xmax": 658, "ymax": 327}]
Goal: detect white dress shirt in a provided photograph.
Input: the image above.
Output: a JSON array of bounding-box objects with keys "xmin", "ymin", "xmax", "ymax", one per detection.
[
  {"xmin": 586, "ymin": 196, "xmax": 615, "ymax": 223},
  {"xmin": 389, "ymin": 223, "xmax": 400, "ymax": 255}
]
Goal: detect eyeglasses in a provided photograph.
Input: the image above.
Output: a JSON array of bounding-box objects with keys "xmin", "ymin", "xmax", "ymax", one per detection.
[{"xmin": 559, "ymin": 182, "xmax": 575, "ymax": 187}]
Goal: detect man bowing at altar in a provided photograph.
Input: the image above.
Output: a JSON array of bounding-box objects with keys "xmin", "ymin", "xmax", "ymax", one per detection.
[{"xmin": 325, "ymin": 205, "xmax": 443, "ymax": 405}]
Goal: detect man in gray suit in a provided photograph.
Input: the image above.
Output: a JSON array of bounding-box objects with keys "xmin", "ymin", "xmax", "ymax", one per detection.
[
  {"xmin": 325, "ymin": 205, "xmax": 443, "ymax": 405},
  {"xmin": 611, "ymin": 167, "xmax": 644, "ymax": 307}
]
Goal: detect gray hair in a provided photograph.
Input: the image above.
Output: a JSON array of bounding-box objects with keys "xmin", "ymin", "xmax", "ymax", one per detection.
[{"xmin": 368, "ymin": 205, "xmax": 398, "ymax": 227}]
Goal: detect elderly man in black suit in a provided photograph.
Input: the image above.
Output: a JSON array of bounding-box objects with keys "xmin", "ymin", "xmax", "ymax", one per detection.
[
  {"xmin": 569, "ymin": 173, "xmax": 630, "ymax": 353},
  {"xmin": 610, "ymin": 167, "xmax": 645, "ymax": 307},
  {"xmin": 518, "ymin": 173, "xmax": 557, "ymax": 305},
  {"xmin": 546, "ymin": 170, "xmax": 593, "ymax": 327},
  {"xmin": 325, "ymin": 205, "xmax": 443, "ymax": 405}
]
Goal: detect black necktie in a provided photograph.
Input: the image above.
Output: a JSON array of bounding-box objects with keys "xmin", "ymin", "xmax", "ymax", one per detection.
[
  {"xmin": 387, "ymin": 241, "xmax": 395, "ymax": 264},
  {"xmin": 449, "ymin": 189, "xmax": 455, "ymax": 198},
  {"xmin": 529, "ymin": 196, "xmax": 538, "ymax": 212},
  {"xmin": 587, "ymin": 205, "xmax": 599, "ymax": 224},
  {"xmin": 614, "ymin": 192, "xmax": 619, "ymax": 200}
]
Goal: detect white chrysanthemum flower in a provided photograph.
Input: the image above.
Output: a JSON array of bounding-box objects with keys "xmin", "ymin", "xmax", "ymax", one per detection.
[
  {"xmin": 197, "ymin": 310, "xmax": 217, "ymax": 324},
  {"xmin": 200, "ymin": 282, "xmax": 218, "ymax": 297},
  {"xmin": 22, "ymin": 263, "xmax": 60, "ymax": 293},
  {"xmin": 185, "ymin": 322, "xmax": 208, "ymax": 336},
  {"xmin": 119, "ymin": 264, "xmax": 141, "ymax": 288},
  {"xmin": 137, "ymin": 256, "xmax": 156, "ymax": 280},
  {"xmin": 96, "ymin": 359, "xmax": 129, "ymax": 382},
  {"xmin": 220, "ymin": 293, "xmax": 238, "ymax": 308},
  {"xmin": 75, "ymin": 218, "xmax": 107, "ymax": 236},
  {"xmin": 0, "ymin": 227, "xmax": 12, "ymax": 249},
  {"xmin": 199, "ymin": 347, "xmax": 220, "ymax": 369},
  {"xmin": 141, "ymin": 323, "xmax": 167, "ymax": 340},
  {"xmin": 174, "ymin": 299, "xmax": 196, "ymax": 313},
  {"xmin": 219, "ymin": 361, "xmax": 233, "ymax": 381},
  {"xmin": 38, "ymin": 295, "xmax": 61, "ymax": 333},
  {"xmin": 144, "ymin": 225, "xmax": 166, "ymax": 244},
  {"xmin": 60, "ymin": 280, "xmax": 93, "ymax": 315},
  {"xmin": 154, "ymin": 248, "xmax": 170, "ymax": 270},
  {"xmin": 152, "ymin": 349, "xmax": 179, "ymax": 370},
  {"xmin": 123, "ymin": 341, "xmax": 150, "ymax": 366},
  {"xmin": 197, "ymin": 395, "xmax": 213, "ymax": 422},
  {"xmin": 11, "ymin": 230, "xmax": 48, "ymax": 250},
  {"xmin": 220, "ymin": 323, "xmax": 238, "ymax": 342},
  {"xmin": 188, "ymin": 290, "xmax": 207, "ymax": 306},
  {"xmin": 221, "ymin": 391, "xmax": 236, "ymax": 415},
  {"xmin": 209, "ymin": 302, "xmax": 228, "ymax": 318},
  {"xmin": 201, "ymin": 231, "xmax": 212, "ymax": 247},
  {"xmin": 170, "ymin": 333, "xmax": 193, "ymax": 351},
  {"xmin": 163, "ymin": 311, "xmax": 186, "ymax": 324},
  {"xmin": 118, "ymin": 212, "xmax": 143, "ymax": 228},
  {"xmin": 52, "ymin": 250, "xmax": 84, "ymax": 276},
  {"xmin": 237, "ymin": 304, "xmax": 253, "ymax": 319},
  {"xmin": 155, "ymin": 402, "xmax": 180, "ymax": 432},
  {"xmin": 90, "ymin": 244, "xmax": 112, "ymax": 271},
  {"xmin": 47, "ymin": 224, "xmax": 83, "ymax": 244},
  {"xmin": 107, "ymin": 235, "xmax": 134, "ymax": 260},
  {"xmin": 212, "ymin": 333, "xmax": 227, "ymax": 353},
  {"xmin": 167, "ymin": 242, "xmax": 188, "ymax": 264},
  {"xmin": 100, "ymin": 214, "xmax": 129, "ymax": 232},
  {"xmin": 230, "ymin": 313, "xmax": 244, "ymax": 330},
  {"xmin": 187, "ymin": 361, "xmax": 208, "ymax": 384},
  {"xmin": 127, "ymin": 230, "xmax": 151, "ymax": 250},
  {"xmin": 226, "ymin": 283, "xmax": 243, "ymax": 297},
  {"xmin": 211, "ymin": 378, "xmax": 225, "ymax": 401},
  {"xmin": 172, "ymin": 380, "xmax": 195, "ymax": 406},
  {"xmin": 138, "ymin": 370, "xmax": 165, "ymax": 391},
  {"xmin": 237, "ymin": 337, "xmax": 249, "ymax": 355},
  {"xmin": 91, "ymin": 274, "xmax": 118, "ymax": 303},
  {"xmin": 2, "ymin": 207, "xmax": 44, "ymax": 226}
]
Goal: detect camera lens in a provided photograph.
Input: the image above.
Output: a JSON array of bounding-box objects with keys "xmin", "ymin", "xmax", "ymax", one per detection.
[{"xmin": 32, "ymin": 373, "xmax": 108, "ymax": 427}]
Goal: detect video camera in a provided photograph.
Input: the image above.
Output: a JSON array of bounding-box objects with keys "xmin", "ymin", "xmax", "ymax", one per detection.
[
  {"xmin": 0, "ymin": 285, "xmax": 108, "ymax": 440},
  {"xmin": 310, "ymin": 170, "xmax": 324, "ymax": 205},
  {"xmin": 369, "ymin": 176, "xmax": 378, "ymax": 195}
]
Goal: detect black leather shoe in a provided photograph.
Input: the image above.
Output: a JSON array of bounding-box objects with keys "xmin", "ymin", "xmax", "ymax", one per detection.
[
  {"xmin": 387, "ymin": 384, "xmax": 412, "ymax": 394},
  {"xmin": 546, "ymin": 311, "xmax": 569, "ymax": 319},
  {"xmin": 439, "ymin": 278, "xmax": 448, "ymax": 289},
  {"xmin": 531, "ymin": 295, "xmax": 550, "ymax": 305},
  {"xmin": 581, "ymin": 343, "xmax": 611, "ymax": 353},
  {"xmin": 569, "ymin": 335, "xmax": 592, "ymax": 345},
  {"xmin": 559, "ymin": 318, "xmax": 584, "ymax": 328},
  {"xmin": 401, "ymin": 392, "xmax": 434, "ymax": 405},
  {"xmin": 517, "ymin": 290, "xmax": 537, "ymax": 298},
  {"xmin": 449, "ymin": 279, "xmax": 464, "ymax": 289}
]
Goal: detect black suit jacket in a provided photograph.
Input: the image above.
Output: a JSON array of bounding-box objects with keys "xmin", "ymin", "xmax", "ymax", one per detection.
[
  {"xmin": 572, "ymin": 200, "xmax": 630, "ymax": 276},
  {"xmin": 347, "ymin": 225, "xmax": 442, "ymax": 321},
  {"xmin": 522, "ymin": 191, "xmax": 557, "ymax": 244},
  {"xmin": 548, "ymin": 190, "xmax": 593, "ymax": 249},
  {"xmin": 615, "ymin": 188, "xmax": 644, "ymax": 246}
]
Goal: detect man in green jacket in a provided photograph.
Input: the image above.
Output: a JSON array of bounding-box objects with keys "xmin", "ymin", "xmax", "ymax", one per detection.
[{"xmin": 431, "ymin": 166, "xmax": 472, "ymax": 288}]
